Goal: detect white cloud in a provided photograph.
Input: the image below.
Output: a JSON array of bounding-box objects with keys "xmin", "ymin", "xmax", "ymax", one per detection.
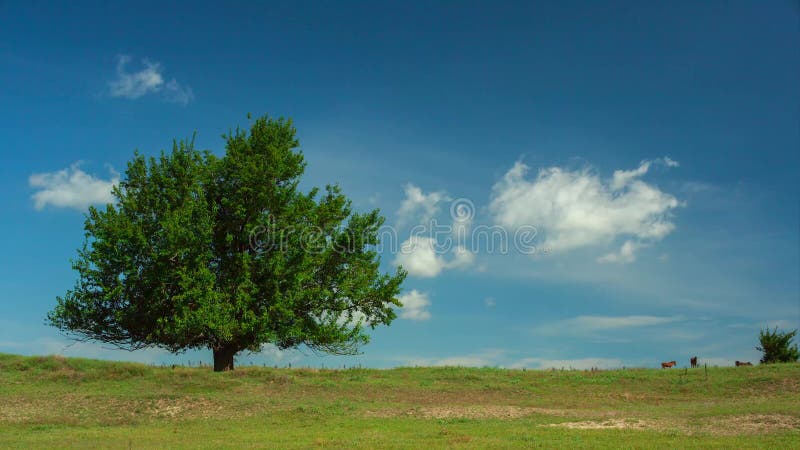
[
  {"xmin": 450, "ymin": 245, "xmax": 476, "ymax": 268},
  {"xmin": 610, "ymin": 158, "xmax": 678, "ymax": 190},
  {"xmin": 29, "ymin": 163, "xmax": 119, "ymax": 210},
  {"xmin": 663, "ymin": 157, "xmax": 680, "ymax": 168},
  {"xmin": 109, "ymin": 55, "xmax": 194, "ymax": 105},
  {"xmin": 410, "ymin": 356, "xmax": 492, "ymax": 367},
  {"xmin": 610, "ymin": 161, "xmax": 652, "ymax": 191},
  {"xmin": 0, "ymin": 337, "xmax": 170, "ymax": 364},
  {"xmin": 163, "ymin": 79, "xmax": 194, "ymax": 105},
  {"xmin": 394, "ymin": 185, "xmax": 476, "ymax": 277},
  {"xmin": 396, "ymin": 237, "xmax": 445, "ymax": 277},
  {"xmin": 259, "ymin": 343, "xmax": 296, "ymax": 362},
  {"xmin": 397, "ymin": 184, "xmax": 449, "ymax": 225},
  {"xmin": 400, "ymin": 350, "xmax": 623, "ymax": 369},
  {"xmin": 401, "ymin": 349, "xmax": 507, "ymax": 367},
  {"xmin": 450, "ymin": 198, "xmax": 475, "ymax": 242},
  {"xmin": 489, "ymin": 158, "xmax": 680, "ymax": 258},
  {"xmin": 335, "ymin": 310, "xmax": 369, "ymax": 327},
  {"xmin": 109, "ymin": 55, "xmax": 162, "ymax": 99},
  {"xmin": 394, "ymin": 236, "xmax": 475, "ymax": 277},
  {"xmin": 397, "ymin": 289, "xmax": 432, "ymax": 321},
  {"xmin": 510, "ymin": 357, "xmax": 623, "ymax": 370},
  {"xmin": 597, "ymin": 240, "xmax": 642, "ymax": 264},
  {"xmin": 534, "ymin": 315, "xmax": 682, "ymax": 335}
]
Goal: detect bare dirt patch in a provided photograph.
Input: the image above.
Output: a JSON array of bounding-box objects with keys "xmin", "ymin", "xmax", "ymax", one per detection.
[
  {"xmin": 546, "ymin": 414, "xmax": 800, "ymax": 435},
  {"xmin": 0, "ymin": 403, "xmax": 34, "ymax": 424},
  {"xmin": 366, "ymin": 405, "xmax": 582, "ymax": 420},
  {"xmin": 0, "ymin": 394, "xmax": 227, "ymax": 425},
  {"xmin": 547, "ymin": 418, "xmax": 654, "ymax": 430},
  {"xmin": 148, "ymin": 397, "xmax": 222, "ymax": 419}
]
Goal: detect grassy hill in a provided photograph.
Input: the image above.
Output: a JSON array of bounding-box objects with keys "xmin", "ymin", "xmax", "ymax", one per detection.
[{"xmin": 1, "ymin": 353, "xmax": 798, "ymax": 448}]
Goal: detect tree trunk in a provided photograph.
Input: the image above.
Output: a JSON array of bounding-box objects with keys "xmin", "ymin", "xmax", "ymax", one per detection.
[{"xmin": 213, "ymin": 345, "xmax": 237, "ymax": 372}]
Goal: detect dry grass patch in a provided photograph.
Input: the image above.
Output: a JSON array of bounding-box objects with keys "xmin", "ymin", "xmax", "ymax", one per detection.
[
  {"xmin": 0, "ymin": 394, "xmax": 230, "ymax": 425},
  {"xmin": 698, "ymin": 414, "xmax": 800, "ymax": 435}
]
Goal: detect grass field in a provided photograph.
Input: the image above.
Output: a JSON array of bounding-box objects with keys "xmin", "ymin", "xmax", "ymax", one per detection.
[{"xmin": 1, "ymin": 353, "xmax": 798, "ymax": 448}]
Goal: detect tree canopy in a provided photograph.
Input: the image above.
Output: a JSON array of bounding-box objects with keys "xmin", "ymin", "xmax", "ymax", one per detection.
[{"xmin": 48, "ymin": 115, "xmax": 406, "ymax": 371}]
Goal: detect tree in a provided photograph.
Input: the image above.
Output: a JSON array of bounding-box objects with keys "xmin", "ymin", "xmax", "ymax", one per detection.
[
  {"xmin": 756, "ymin": 327, "xmax": 799, "ymax": 364},
  {"xmin": 48, "ymin": 115, "xmax": 407, "ymax": 371}
]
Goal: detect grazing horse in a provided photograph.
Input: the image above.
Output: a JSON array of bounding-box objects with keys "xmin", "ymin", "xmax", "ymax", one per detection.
[
  {"xmin": 690, "ymin": 356, "xmax": 698, "ymax": 368},
  {"xmin": 735, "ymin": 361, "xmax": 753, "ymax": 366},
  {"xmin": 661, "ymin": 361, "xmax": 677, "ymax": 369}
]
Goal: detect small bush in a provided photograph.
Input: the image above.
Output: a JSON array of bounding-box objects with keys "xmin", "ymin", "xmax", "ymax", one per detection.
[{"xmin": 756, "ymin": 327, "xmax": 799, "ymax": 364}]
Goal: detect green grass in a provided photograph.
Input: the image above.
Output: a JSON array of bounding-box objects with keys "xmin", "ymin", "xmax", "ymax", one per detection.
[{"xmin": 1, "ymin": 353, "xmax": 798, "ymax": 448}]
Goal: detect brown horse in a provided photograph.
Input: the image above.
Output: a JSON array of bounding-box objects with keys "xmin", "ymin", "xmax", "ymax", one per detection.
[
  {"xmin": 661, "ymin": 361, "xmax": 677, "ymax": 369},
  {"xmin": 690, "ymin": 356, "xmax": 698, "ymax": 368},
  {"xmin": 735, "ymin": 361, "xmax": 753, "ymax": 366}
]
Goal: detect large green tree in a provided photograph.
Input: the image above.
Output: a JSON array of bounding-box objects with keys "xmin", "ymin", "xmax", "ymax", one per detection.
[{"xmin": 48, "ymin": 115, "xmax": 406, "ymax": 371}]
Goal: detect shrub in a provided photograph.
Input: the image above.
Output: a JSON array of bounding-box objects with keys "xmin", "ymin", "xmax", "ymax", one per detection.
[{"xmin": 756, "ymin": 327, "xmax": 799, "ymax": 363}]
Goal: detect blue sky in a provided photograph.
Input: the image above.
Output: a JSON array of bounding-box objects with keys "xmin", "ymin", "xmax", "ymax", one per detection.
[{"xmin": 1, "ymin": 1, "xmax": 798, "ymax": 369}]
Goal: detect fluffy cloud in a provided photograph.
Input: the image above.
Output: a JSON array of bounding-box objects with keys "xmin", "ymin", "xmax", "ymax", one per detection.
[
  {"xmin": 394, "ymin": 236, "xmax": 474, "ymax": 277},
  {"xmin": 109, "ymin": 55, "xmax": 194, "ymax": 105},
  {"xmin": 397, "ymin": 289, "xmax": 432, "ymax": 321},
  {"xmin": 394, "ymin": 184, "xmax": 476, "ymax": 276},
  {"xmin": 29, "ymin": 163, "xmax": 119, "ymax": 210},
  {"xmin": 396, "ymin": 237, "xmax": 443, "ymax": 277},
  {"xmin": 108, "ymin": 56, "xmax": 162, "ymax": 99},
  {"xmin": 534, "ymin": 315, "xmax": 682, "ymax": 335},
  {"xmin": 490, "ymin": 158, "xmax": 680, "ymax": 260},
  {"xmin": 397, "ymin": 183, "xmax": 449, "ymax": 225}
]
